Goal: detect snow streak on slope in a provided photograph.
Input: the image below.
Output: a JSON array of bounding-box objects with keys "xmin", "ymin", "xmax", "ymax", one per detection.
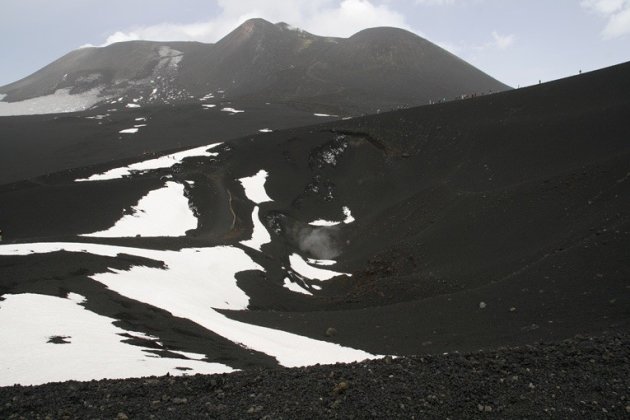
[
  {"xmin": 241, "ymin": 206, "xmax": 271, "ymax": 251},
  {"xmin": 76, "ymin": 143, "xmax": 221, "ymax": 181},
  {"xmin": 289, "ymin": 253, "xmax": 351, "ymax": 281},
  {"xmin": 83, "ymin": 182, "xmax": 197, "ymax": 237},
  {"xmin": 238, "ymin": 170, "xmax": 274, "ymax": 251},
  {"xmin": 307, "ymin": 258, "xmax": 336, "ymax": 266},
  {"xmin": 0, "ymin": 293, "xmax": 234, "ymax": 387},
  {"xmin": 119, "ymin": 127, "xmax": 139, "ymax": 134},
  {"xmin": 283, "ymin": 278, "xmax": 313, "ymax": 295},
  {"xmin": 221, "ymin": 107, "xmax": 245, "ymax": 114}
]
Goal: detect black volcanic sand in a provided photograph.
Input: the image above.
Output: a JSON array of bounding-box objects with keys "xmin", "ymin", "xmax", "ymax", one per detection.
[
  {"xmin": 0, "ymin": 63, "xmax": 629, "ymax": 379},
  {"xmin": 0, "ymin": 100, "xmax": 339, "ymax": 185},
  {"xmin": 1, "ymin": 332, "xmax": 629, "ymax": 418}
]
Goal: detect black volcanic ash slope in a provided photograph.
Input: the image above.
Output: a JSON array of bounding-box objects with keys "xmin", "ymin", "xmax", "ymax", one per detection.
[
  {"xmin": 0, "ymin": 100, "xmax": 336, "ymax": 185},
  {"xmin": 0, "ymin": 60, "xmax": 628, "ymax": 370},
  {"xmin": 225, "ymin": 61, "xmax": 630, "ymax": 354},
  {"xmin": 0, "ymin": 18, "xmax": 509, "ymax": 114}
]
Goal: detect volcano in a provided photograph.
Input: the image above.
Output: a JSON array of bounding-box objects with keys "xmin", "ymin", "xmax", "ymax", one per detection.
[
  {"xmin": 0, "ymin": 18, "xmax": 508, "ymax": 116},
  {"xmin": 0, "ymin": 18, "xmax": 628, "ymax": 419}
]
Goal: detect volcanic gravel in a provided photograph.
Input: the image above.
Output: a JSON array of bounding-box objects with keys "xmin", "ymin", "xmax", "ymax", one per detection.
[{"xmin": 1, "ymin": 331, "xmax": 629, "ymax": 419}]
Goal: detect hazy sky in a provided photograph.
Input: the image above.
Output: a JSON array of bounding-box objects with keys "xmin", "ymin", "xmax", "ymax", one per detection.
[{"xmin": 1, "ymin": 0, "xmax": 629, "ymax": 88}]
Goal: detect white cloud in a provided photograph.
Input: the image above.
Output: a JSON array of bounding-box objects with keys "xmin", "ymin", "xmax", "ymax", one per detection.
[
  {"xmin": 88, "ymin": 0, "xmax": 410, "ymax": 47},
  {"xmin": 445, "ymin": 30, "xmax": 514, "ymax": 54},
  {"xmin": 491, "ymin": 31, "xmax": 515, "ymax": 49},
  {"xmin": 581, "ymin": 0, "xmax": 625, "ymax": 14},
  {"xmin": 415, "ymin": 0, "xmax": 456, "ymax": 5},
  {"xmin": 581, "ymin": 0, "xmax": 630, "ymax": 38}
]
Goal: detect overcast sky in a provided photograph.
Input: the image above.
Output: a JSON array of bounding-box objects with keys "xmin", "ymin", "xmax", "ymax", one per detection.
[{"xmin": 1, "ymin": 0, "xmax": 629, "ymax": 88}]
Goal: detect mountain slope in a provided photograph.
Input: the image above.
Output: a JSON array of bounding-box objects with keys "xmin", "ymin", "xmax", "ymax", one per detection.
[
  {"xmin": 0, "ymin": 61, "xmax": 628, "ymax": 386},
  {"xmin": 0, "ymin": 19, "xmax": 510, "ymax": 115}
]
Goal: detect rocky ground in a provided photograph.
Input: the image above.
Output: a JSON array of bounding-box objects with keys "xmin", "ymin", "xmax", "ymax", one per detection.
[{"xmin": 1, "ymin": 331, "xmax": 629, "ymax": 419}]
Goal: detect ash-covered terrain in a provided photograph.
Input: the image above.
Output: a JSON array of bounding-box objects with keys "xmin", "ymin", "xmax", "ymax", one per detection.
[
  {"xmin": 0, "ymin": 57, "xmax": 628, "ymax": 388},
  {"xmin": 0, "ymin": 19, "xmax": 628, "ymax": 418}
]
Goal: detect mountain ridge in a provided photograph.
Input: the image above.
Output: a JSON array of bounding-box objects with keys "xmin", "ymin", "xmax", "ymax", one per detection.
[{"xmin": 0, "ymin": 18, "xmax": 510, "ymax": 115}]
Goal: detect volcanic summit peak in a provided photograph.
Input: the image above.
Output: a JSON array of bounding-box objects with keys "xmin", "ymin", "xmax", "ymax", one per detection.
[
  {"xmin": 231, "ymin": 18, "xmax": 280, "ymax": 37},
  {"xmin": 347, "ymin": 25, "xmax": 428, "ymax": 45}
]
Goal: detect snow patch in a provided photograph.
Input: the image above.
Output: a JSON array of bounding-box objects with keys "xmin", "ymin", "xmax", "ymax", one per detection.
[
  {"xmin": 258, "ymin": 128, "xmax": 273, "ymax": 133},
  {"xmin": 119, "ymin": 128, "xmax": 139, "ymax": 134},
  {"xmin": 283, "ymin": 278, "xmax": 312, "ymax": 295},
  {"xmin": 314, "ymin": 113, "xmax": 339, "ymax": 118},
  {"xmin": 309, "ymin": 219, "xmax": 339, "ymax": 227},
  {"xmin": 0, "ymin": 243, "xmax": 375, "ymax": 368},
  {"xmin": 125, "ymin": 103, "xmax": 141, "ymax": 109},
  {"xmin": 289, "ymin": 253, "xmax": 350, "ymax": 281},
  {"xmin": 308, "ymin": 206, "xmax": 355, "ymax": 226},
  {"xmin": 239, "ymin": 170, "xmax": 272, "ymax": 204},
  {"xmin": 221, "ymin": 107, "xmax": 244, "ymax": 114},
  {"xmin": 343, "ymin": 206, "xmax": 355, "ymax": 223},
  {"xmin": 307, "ymin": 258, "xmax": 336, "ymax": 266},
  {"xmin": 82, "ymin": 182, "xmax": 197, "ymax": 237},
  {"xmin": 241, "ymin": 206, "xmax": 271, "ymax": 251},
  {"xmin": 76, "ymin": 143, "xmax": 221, "ymax": 181},
  {"xmin": 0, "ymin": 293, "xmax": 234, "ymax": 387},
  {"xmin": 0, "ymin": 243, "xmax": 260, "ymax": 311},
  {"xmin": 0, "ymin": 88, "xmax": 106, "ymax": 116}
]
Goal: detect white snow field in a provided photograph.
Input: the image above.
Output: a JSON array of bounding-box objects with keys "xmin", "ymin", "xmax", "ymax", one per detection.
[
  {"xmin": 0, "ymin": 293, "xmax": 234, "ymax": 387},
  {"xmin": 0, "ymin": 88, "xmax": 106, "ymax": 116},
  {"xmin": 76, "ymin": 143, "xmax": 221, "ymax": 181},
  {"xmin": 239, "ymin": 170, "xmax": 273, "ymax": 204},
  {"xmin": 0, "ymin": 242, "xmax": 374, "ymax": 375},
  {"xmin": 83, "ymin": 182, "xmax": 197, "ymax": 237},
  {"xmin": 0, "ymin": 243, "xmax": 258, "ymax": 310}
]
